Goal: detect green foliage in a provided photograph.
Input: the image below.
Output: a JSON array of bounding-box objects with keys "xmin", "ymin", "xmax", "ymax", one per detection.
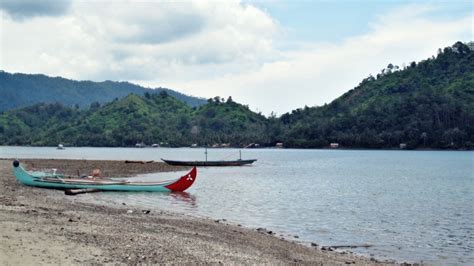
[{"xmin": 0, "ymin": 93, "xmax": 268, "ymax": 147}]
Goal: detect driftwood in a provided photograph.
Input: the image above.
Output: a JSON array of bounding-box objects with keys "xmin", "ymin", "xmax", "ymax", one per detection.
[
  {"xmin": 325, "ymin": 244, "xmax": 373, "ymax": 249},
  {"xmin": 65, "ymin": 188, "xmax": 101, "ymax": 195},
  {"xmin": 124, "ymin": 160, "xmax": 154, "ymax": 164}
]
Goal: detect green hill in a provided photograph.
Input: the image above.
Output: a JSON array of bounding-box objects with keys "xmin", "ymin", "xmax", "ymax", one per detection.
[
  {"xmin": 0, "ymin": 71, "xmax": 206, "ymax": 111},
  {"xmin": 279, "ymin": 41, "xmax": 474, "ymax": 149},
  {"xmin": 0, "ymin": 93, "xmax": 268, "ymax": 147}
]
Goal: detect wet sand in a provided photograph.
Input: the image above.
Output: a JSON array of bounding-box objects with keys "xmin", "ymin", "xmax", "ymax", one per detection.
[{"xmin": 0, "ymin": 159, "xmax": 384, "ymax": 264}]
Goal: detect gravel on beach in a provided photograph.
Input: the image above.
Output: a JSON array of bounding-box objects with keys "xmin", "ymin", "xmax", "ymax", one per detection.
[{"xmin": 0, "ymin": 159, "xmax": 383, "ymax": 264}]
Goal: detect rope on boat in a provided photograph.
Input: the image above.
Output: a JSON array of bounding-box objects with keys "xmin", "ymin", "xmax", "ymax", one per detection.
[{"xmin": 218, "ymin": 143, "xmax": 255, "ymax": 160}]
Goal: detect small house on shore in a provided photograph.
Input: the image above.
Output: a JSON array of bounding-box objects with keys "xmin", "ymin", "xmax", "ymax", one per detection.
[
  {"xmin": 330, "ymin": 143, "xmax": 339, "ymax": 148},
  {"xmin": 400, "ymin": 143, "xmax": 407, "ymax": 149}
]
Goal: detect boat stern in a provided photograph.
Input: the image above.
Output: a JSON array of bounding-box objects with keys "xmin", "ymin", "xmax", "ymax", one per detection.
[{"xmin": 12, "ymin": 160, "xmax": 36, "ymax": 186}]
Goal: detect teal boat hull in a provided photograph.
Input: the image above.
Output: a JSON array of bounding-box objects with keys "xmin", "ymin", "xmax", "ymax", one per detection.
[{"xmin": 12, "ymin": 160, "xmax": 197, "ymax": 192}]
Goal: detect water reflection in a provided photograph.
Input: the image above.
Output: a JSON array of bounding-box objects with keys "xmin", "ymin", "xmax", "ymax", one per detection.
[{"xmin": 170, "ymin": 191, "xmax": 197, "ymax": 207}]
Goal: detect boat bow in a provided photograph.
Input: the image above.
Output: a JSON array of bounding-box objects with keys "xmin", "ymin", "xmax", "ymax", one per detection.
[{"xmin": 165, "ymin": 166, "xmax": 197, "ymax": 192}]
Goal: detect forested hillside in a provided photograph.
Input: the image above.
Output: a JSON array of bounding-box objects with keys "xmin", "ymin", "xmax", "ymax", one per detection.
[
  {"xmin": 0, "ymin": 71, "xmax": 206, "ymax": 111},
  {"xmin": 0, "ymin": 42, "xmax": 472, "ymax": 149},
  {"xmin": 0, "ymin": 93, "xmax": 269, "ymax": 147},
  {"xmin": 278, "ymin": 41, "xmax": 474, "ymax": 149}
]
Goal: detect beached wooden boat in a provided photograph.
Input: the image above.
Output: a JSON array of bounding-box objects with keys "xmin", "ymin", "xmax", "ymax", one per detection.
[
  {"xmin": 12, "ymin": 160, "xmax": 196, "ymax": 192},
  {"xmin": 161, "ymin": 158, "xmax": 257, "ymax": 166}
]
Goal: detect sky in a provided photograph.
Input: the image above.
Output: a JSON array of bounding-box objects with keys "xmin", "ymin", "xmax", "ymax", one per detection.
[{"xmin": 0, "ymin": 0, "xmax": 472, "ymax": 115}]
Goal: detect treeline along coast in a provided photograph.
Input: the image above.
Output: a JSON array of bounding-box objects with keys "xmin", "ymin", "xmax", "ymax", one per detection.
[{"xmin": 0, "ymin": 42, "xmax": 473, "ymax": 149}]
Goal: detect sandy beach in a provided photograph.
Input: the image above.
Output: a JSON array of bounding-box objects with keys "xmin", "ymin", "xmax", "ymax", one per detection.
[{"xmin": 0, "ymin": 158, "xmax": 384, "ymax": 264}]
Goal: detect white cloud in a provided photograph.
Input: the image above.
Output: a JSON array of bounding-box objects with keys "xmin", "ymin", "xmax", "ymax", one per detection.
[
  {"xmin": 0, "ymin": 2, "xmax": 471, "ymax": 115},
  {"xmin": 161, "ymin": 4, "xmax": 472, "ymax": 115},
  {"xmin": 1, "ymin": 0, "xmax": 279, "ymax": 81}
]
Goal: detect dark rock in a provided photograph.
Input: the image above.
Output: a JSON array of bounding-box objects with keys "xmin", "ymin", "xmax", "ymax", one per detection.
[
  {"xmin": 68, "ymin": 218, "xmax": 74, "ymax": 222},
  {"xmin": 142, "ymin": 210, "xmax": 151, "ymax": 214},
  {"xmin": 310, "ymin": 242, "xmax": 318, "ymax": 247},
  {"xmin": 294, "ymin": 235, "xmax": 299, "ymax": 238}
]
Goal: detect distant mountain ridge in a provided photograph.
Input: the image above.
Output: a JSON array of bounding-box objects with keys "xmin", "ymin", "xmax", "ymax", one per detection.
[{"xmin": 0, "ymin": 71, "xmax": 206, "ymax": 111}]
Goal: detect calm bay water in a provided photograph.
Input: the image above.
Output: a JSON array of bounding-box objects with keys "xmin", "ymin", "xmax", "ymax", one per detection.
[{"xmin": 1, "ymin": 146, "xmax": 473, "ymax": 263}]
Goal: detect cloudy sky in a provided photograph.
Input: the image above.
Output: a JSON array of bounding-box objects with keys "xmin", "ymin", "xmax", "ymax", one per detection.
[{"xmin": 0, "ymin": 0, "xmax": 472, "ymax": 115}]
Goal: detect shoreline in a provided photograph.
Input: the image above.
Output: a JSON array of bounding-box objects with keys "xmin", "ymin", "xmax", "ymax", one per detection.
[
  {"xmin": 0, "ymin": 158, "xmax": 388, "ymax": 264},
  {"xmin": 1, "ymin": 145, "xmax": 472, "ymax": 151}
]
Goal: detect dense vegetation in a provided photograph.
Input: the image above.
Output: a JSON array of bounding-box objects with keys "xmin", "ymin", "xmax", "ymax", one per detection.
[
  {"xmin": 0, "ymin": 71, "xmax": 206, "ymax": 111},
  {"xmin": 0, "ymin": 42, "xmax": 472, "ymax": 149},
  {"xmin": 279, "ymin": 41, "xmax": 474, "ymax": 149},
  {"xmin": 0, "ymin": 93, "xmax": 269, "ymax": 147}
]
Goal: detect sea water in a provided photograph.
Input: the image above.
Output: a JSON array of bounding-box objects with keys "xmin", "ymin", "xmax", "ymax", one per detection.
[{"xmin": 2, "ymin": 146, "xmax": 473, "ymax": 263}]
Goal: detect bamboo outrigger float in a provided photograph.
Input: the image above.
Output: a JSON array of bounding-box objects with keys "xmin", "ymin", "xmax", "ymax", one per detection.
[{"xmin": 12, "ymin": 160, "xmax": 197, "ymax": 192}]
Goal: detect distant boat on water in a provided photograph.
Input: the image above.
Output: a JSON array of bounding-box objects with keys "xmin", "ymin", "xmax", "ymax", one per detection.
[
  {"xmin": 162, "ymin": 148, "xmax": 257, "ymax": 167},
  {"xmin": 57, "ymin": 144, "xmax": 65, "ymax": 150},
  {"xmin": 135, "ymin": 142, "xmax": 146, "ymax": 148},
  {"xmin": 162, "ymin": 158, "xmax": 257, "ymax": 167}
]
